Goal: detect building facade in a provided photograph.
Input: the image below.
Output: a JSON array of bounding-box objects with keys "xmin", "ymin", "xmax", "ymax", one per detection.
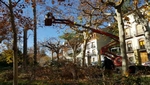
[
  {"xmin": 76, "ymin": 28, "xmax": 113, "ymax": 66},
  {"xmin": 124, "ymin": 14, "xmax": 149, "ymax": 65},
  {"xmin": 63, "ymin": 9, "xmax": 150, "ymax": 66}
]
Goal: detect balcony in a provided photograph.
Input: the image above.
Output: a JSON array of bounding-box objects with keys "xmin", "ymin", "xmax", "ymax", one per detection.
[
  {"xmin": 134, "ymin": 32, "xmax": 144, "ymax": 37},
  {"xmin": 125, "ymin": 34, "xmax": 133, "ymax": 39},
  {"xmin": 86, "ymin": 46, "xmax": 90, "ymax": 49},
  {"xmin": 127, "ymin": 50, "xmax": 134, "ymax": 53},
  {"xmin": 86, "ymin": 53, "xmax": 97, "ymax": 56},
  {"xmin": 91, "ymin": 45, "xmax": 96, "ymax": 48},
  {"xmin": 126, "ymin": 46, "xmax": 133, "ymax": 53},
  {"xmin": 139, "ymin": 48, "xmax": 146, "ymax": 52},
  {"xmin": 139, "ymin": 46, "xmax": 146, "ymax": 52},
  {"xmin": 91, "ymin": 53, "xmax": 97, "ymax": 56}
]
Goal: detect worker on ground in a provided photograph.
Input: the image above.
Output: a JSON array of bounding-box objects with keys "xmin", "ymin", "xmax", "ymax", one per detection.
[{"xmin": 102, "ymin": 56, "xmax": 115, "ymax": 77}]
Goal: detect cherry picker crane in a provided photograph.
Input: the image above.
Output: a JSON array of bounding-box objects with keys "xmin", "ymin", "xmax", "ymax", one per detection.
[{"xmin": 44, "ymin": 12, "xmax": 122, "ymax": 67}]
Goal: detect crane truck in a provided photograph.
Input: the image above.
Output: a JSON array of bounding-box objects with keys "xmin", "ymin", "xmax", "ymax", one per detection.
[{"xmin": 44, "ymin": 12, "xmax": 122, "ymax": 67}]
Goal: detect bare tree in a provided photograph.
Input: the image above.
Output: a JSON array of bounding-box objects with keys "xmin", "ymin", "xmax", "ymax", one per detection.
[{"xmin": 41, "ymin": 37, "xmax": 63, "ymax": 61}]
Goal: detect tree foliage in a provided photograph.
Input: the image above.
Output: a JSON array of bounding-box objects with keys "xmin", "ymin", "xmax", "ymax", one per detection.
[
  {"xmin": 60, "ymin": 31, "xmax": 84, "ymax": 63},
  {"xmin": 0, "ymin": 2, "xmax": 12, "ymax": 43},
  {"xmin": 1, "ymin": 49, "xmax": 22, "ymax": 64}
]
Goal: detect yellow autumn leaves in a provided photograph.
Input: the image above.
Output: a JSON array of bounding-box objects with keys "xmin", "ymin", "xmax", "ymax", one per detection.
[{"xmin": 2, "ymin": 50, "xmax": 13, "ymax": 64}]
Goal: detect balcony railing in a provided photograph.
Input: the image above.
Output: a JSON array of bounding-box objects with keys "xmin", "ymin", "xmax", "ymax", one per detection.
[
  {"xmin": 134, "ymin": 32, "xmax": 144, "ymax": 36},
  {"xmin": 91, "ymin": 45, "xmax": 96, "ymax": 48},
  {"xmin": 86, "ymin": 46, "xmax": 90, "ymax": 49},
  {"xmin": 91, "ymin": 53, "xmax": 97, "ymax": 56},
  {"xmin": 125, "ymin": 34, "xmax": 133, "ymax": 39},
  {"xmin": 139, "ymin": 46, "xmax": 145, "ymax": 49},
  {"xmin": 86, "ymin": 53, "xmax": 97, "ymax": 56},
  {"xmin": 137, "ymin": 46, "xmax": 146, "ymax": 52},
  {"xmin": 127, "ymin": 49, "xmax": 133, "ymax": 53}
]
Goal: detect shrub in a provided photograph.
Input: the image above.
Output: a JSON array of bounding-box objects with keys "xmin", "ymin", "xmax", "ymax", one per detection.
[{"xmin": 1, "ymin": 70, "xmax": 13, "ymax": 81}]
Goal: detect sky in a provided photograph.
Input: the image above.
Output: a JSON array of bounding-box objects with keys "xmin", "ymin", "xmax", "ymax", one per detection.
[
  {"xmin": 27, "ymin": 26, "xmax": 64, "ymax": 47},
  {"xmin": 26, "ymin": 0, "xmax": 79, "ymax": 47},
  {"xmin": 25, "ymin": 1, "xmax": 68, "ymax": 47}
]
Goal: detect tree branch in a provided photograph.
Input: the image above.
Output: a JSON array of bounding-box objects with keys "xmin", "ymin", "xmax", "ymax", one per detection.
[
  {"xmin": 0, "ymin": 0, "xmax": 9, "ymax": 8},
  {"xmin": 81, "ymin": 0, "xmax": 100, "ymax": 10},
  {"xmin": 16, "ymin": 0, "xmax": 21, "ymax": 4},
  {"xmin": 101, "ymin": 0, "xmax": 124, "ymax": 8}
]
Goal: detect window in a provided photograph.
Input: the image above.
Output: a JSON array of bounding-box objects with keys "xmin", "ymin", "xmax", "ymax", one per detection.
[
  {"xmin": 125, "ymin": 28, "xmax": 130, "ymax": 36},
  {"xmin": 128, "ymin": 57, "xmax": 134, "ymax": 63},
  {"xmin": 91, "ymin": 42, "xmax": 95, "ymax": 48},
  {"xmin": 92, "ymin": 33, "xmax": 96, "ymax": 38},
  {"xmin": 136, "ymin": 24, "xmax": 144, "ymax": 35},
  {"xmin": 125, "ymin": 28, "xmax": 131, "ymax": 38},
  {"xmin": 92, "ymin": 49, "xmax": 96, "ymax": 55},
  {"xmin": 127, "ymin": 42, "xmax": 133, "ymax": 51},
  {"xmin": 87, "ymin": 44, "xmax": 90, "ymax": 49},
  {"xmin": 93, "ymin": 58, "xmax": 95, "ymax": 62},
  {"xmin": 139, "ymin": 39, "xmax": 145, "ymax": 49},
  {"xmin": 111, "ymin": 48, "xmax": 118, "ymax": 53}
]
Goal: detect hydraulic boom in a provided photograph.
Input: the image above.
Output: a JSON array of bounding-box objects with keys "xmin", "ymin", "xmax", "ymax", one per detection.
[{"xmin": 44, "ymin": 12, "xmax": 122, "ymax": 66}]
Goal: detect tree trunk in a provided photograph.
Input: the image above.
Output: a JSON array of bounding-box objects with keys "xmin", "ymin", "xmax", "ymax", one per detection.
[
  {"xmin": 82, "ymin": 38, "xmax": 88, "ymax": 67},
  {"xmin": 51, "ymin": 50, "xmax": 54, "ymax": 61},
  {"xmin": 23, "ymin": 27, "xmax": 28, "ymax": 71},
  {"xmin": 73, "ymin": 46, "xmax": 77, "ymax": 64},
  {"xmin": 115, "ymin": 7, "xmax": 128, "ymax": 75},
  {"xmin": 31, "ymin": 0, "xmax": 37, "ymax": 80},
  {"xmin": 57, "ymin": 51, "xmax": 60, "ymax": 61},
  {"xmin": 33, "ymin": 0, "xmax": 37, "ymax": 65},
  {"xmin": 9, "ymin": 0, "xmax": 18, "ymax": 85}
]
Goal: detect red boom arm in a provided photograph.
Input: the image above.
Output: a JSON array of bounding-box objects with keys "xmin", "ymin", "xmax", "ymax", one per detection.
[{"xmin": 45, "ymin": 13, "xmax": 122, "ymax": 66}]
